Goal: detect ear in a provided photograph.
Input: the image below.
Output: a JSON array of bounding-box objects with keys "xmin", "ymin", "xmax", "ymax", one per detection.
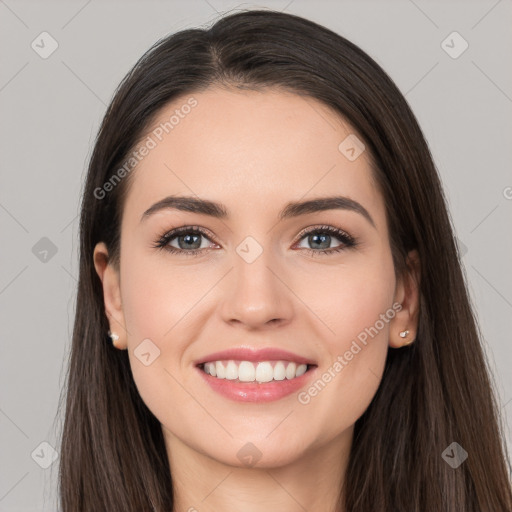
[
  {"xmin": 389, "ymin": 249, "xmax": 421, "ymax": 348},
  {"xmin": 93, "ymin": 242, "xmax": 127, "ymax": 350}
]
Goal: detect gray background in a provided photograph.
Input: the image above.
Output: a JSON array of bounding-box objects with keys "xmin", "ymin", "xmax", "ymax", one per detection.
[{"xmin": 0, "ymin": 0, "xmax": 511, "ymax": 509}]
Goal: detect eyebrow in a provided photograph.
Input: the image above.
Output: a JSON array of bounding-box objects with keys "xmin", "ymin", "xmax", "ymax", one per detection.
[{"xmin": 140, "ymin": 195, "xmax": 376, "ymax": 229}]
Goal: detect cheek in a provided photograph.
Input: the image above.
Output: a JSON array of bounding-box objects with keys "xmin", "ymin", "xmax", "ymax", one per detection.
[
  {"xmin": 119, "ymin": 241, "xmax": 203, "ymax": 341},
  {"xmin": 294, "ymin": 251, "xmax": 395, "ymax": 429},
  {"xmin": 118, "ymin": 242, "xmax": 218, "ymax": 402},
  {"xmin": 299, "ymin": 249, "xmax": 396, "ymax": 349},
  {"xmin": 120, "ymin": 257, "xmax": 167, "ymax": 340},
  {"xmin": 118, "ymin": 247, "xmax": 199, "ymax": 423}
]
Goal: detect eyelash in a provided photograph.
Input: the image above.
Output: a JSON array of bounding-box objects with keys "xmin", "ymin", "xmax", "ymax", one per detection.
[{"xmin": 152, "ymin": 224, "xmax": 358, "ymax": 258}]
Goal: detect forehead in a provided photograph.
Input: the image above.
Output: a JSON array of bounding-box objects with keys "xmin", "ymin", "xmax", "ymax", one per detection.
[{"xmin": 123, "ymin": 87, "xmax": 385, "ymax": 229}]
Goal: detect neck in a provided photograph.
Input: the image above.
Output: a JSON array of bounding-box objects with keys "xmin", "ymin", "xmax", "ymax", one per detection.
[{"xmin": 164, "ymin": 426, "xmax": 352, "ymax": 512}]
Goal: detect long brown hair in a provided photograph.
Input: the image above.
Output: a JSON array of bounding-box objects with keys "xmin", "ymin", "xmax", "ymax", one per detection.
[{"xmin": 57, "ymin": 9, "xmax": 512, "ymax": 511}]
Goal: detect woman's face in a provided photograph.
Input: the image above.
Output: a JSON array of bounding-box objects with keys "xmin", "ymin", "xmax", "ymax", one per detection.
[{"xmin": 94, "ymin": 87, "xmax": 418, "ymax": 469}]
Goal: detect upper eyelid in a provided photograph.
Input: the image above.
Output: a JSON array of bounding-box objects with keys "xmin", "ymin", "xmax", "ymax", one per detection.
[
  {"xmin": 168, "ymin": 225, "xmax": 219, "ymax": 243},
  {"xmin": 295, "ymin": 224, "xmax": 351, "ymax": 238}
]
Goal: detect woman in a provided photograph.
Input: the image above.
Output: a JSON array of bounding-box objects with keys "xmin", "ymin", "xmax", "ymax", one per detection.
[{"xmin": 57, "ymin": 9, "xmax": 512, "ymax": 511}]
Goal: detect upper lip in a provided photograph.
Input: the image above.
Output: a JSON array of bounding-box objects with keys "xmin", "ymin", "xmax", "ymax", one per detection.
[{"xmin": 194, "ymin": 347, "xmax": 317, "ymax": 366}]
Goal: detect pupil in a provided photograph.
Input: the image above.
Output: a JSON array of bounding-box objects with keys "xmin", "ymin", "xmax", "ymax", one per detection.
[{"xmin": 310, "ymin": 234, "xmax": 330, "ymax": 250}]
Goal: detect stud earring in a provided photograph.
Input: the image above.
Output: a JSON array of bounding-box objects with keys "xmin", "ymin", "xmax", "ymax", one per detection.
[
  {"xmin": 108, "ymin": 330, "xmax": 121, "ymax": 349},
  {"xmin": 399, "ymin": 330, "xmax": 414, "ymax": 346}
]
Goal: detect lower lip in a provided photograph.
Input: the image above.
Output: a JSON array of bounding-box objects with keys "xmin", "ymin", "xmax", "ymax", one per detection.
[{"xmin": 195, "ymin": 365, "xmax": 318, "ymax": 403}]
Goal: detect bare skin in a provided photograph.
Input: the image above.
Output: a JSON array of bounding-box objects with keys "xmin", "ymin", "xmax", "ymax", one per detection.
[{"xmin": 93, "ymin": 87, "xmax": 420, "ymax": 512}]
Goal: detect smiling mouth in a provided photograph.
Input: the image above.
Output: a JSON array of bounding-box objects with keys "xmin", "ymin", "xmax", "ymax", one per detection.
[{"xmin": 198, "ymin": 360, "xmax": 317, "ymax": 383}]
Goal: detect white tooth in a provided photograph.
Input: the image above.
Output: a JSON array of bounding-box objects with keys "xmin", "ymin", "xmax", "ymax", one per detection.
[
  {"xmin": 295, "ymin": 364, "xmax": 307, "ymax": 377},
  {"xmin": 207, "ymin": 360, "xmax": 307, "ymax": 382},
  {"xmin": 285, "ymin": 362, "xmax": 297, "ymax": 379},
  {"xmin": 215, "ymin": 361, "xmax": 226, "ymax": 379},
  {"xmin": 273, "ymin": 361, "xmax": 286, "ymax": 380},
  {"xmin": 238, "ymin": 361, "xmax": 256, "ymax": 382},
  {"xmin": 255, "ymin": 361, "xmax": 273, "ymax": 383},
  {"xmin": 225, "ymin": 360, "xmax": 238, "ymax": 380}
]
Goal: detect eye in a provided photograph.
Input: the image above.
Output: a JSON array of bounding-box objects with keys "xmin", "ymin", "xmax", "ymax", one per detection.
[
  {"xmin": 293, "ymin": 225, "xmax": 357, "ymax": 256},
  {"xmin": 152, "ymin": 224, "xmax": 358, "ymax": 257},
  {"xmin": 152, "ymin": 226, "xmax": 218, "ymax": 257}
]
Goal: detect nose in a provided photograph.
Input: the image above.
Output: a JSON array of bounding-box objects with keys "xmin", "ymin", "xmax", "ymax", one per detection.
[{"xmin": 219, "ymin": 248, "xmax": 295, "ymax": 330}]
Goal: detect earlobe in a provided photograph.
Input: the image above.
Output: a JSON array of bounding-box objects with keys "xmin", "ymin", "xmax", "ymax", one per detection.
[
  {"xmin": 389, "ymin": 249, "xmax": 421, "ymax": 349},
  {"xmin": 93, "ymin": 242, "xmax": 128, "ymax": 350}
]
